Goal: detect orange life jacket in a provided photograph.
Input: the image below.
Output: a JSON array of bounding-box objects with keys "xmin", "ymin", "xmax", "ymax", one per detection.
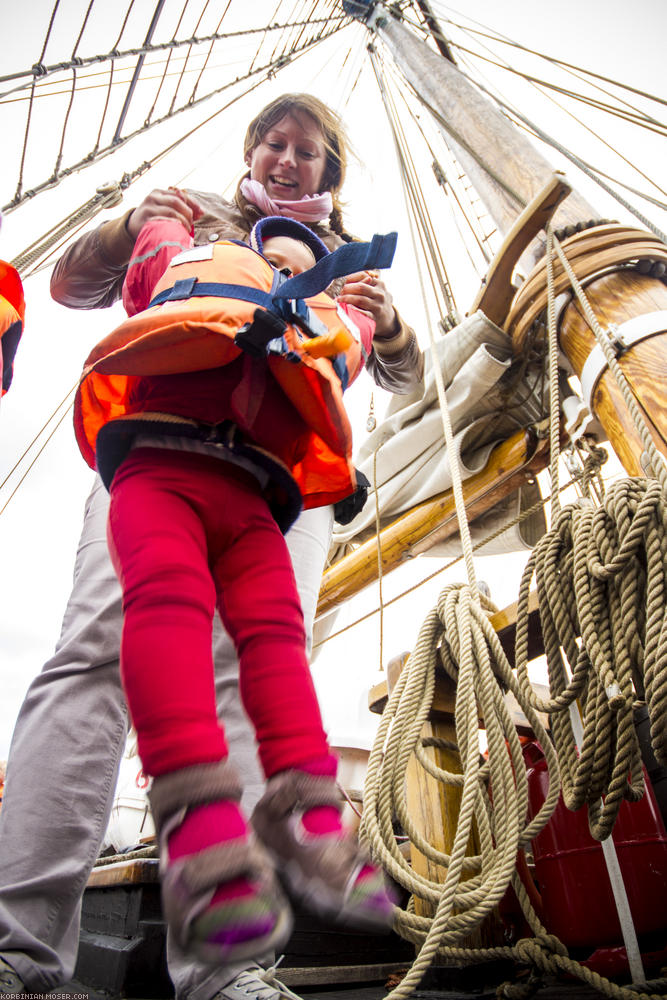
[
  {"xmin": 0, "ymin": 260, "xmax": 25, "ymax": 395},
  {"xmin": 74, "ymin": 240, "xmax": 362, "ymax": 517}
]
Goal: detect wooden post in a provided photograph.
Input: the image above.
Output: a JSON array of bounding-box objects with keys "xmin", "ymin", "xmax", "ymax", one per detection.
[
  {"xmin": 556, "ymin": 271, "xmax": 667, "ymax": 474},
  {"xmin": 375, "ymin": 655, "xmax": 502, "ymax": 948}
]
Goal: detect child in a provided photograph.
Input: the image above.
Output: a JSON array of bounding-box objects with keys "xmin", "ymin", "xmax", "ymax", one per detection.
[{"xmin": 73, "ymin": 216, "xmax": 395, "ymax": 966}]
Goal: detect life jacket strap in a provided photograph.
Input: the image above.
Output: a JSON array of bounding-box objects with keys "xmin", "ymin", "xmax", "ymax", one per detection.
[
  {"xmin": 148, "ymin": 280, "xmax": 274, "ymax": 310},
  {"xmin": 275, "ymin": 231, "xmax": 398, "ymax": 300}
]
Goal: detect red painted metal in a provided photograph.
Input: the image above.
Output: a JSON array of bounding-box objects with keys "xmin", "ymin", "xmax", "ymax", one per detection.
[{"xmin": 523, "ymin": 740, "xmax": 667, "ymax": 950}]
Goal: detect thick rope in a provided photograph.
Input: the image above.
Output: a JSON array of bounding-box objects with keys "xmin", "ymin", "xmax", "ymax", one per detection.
[{"xmin": 360, "ymin": 579, "xmax": 666, "ymax": 1000}]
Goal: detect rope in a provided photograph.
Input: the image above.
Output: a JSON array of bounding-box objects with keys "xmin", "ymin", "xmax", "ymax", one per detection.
[
  {"xmin": 10, "ymin": 182, "xmax": 123, "ymax": 274},
  {"xmin": 0, "ymin": 17, "xmax": 344, "ymax": 98},
  {"xmin": 372, "ymin": 446, "xmax": 385, "ymax": 673},
  {"xmin": 2, "ymin": 18, "xmax": 348, "ymax": 214}
]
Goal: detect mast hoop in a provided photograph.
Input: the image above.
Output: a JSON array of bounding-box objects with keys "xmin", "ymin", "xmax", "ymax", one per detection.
[{"xmin": 579, "ymin": 310, "xmax": 667, "ymax": 410}]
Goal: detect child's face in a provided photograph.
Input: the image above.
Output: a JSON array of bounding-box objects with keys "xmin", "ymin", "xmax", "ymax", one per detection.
[{"xmin": 262, "ymin": 236, "xmax": 316, "ymax": 276}]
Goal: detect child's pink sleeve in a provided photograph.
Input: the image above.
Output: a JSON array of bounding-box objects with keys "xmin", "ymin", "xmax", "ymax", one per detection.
[
  {"xmin": 338, "ymin": 301, "xmax": 375, "ymax": 361},
  {"xmin": 122, "ymin": 219, "xmax": 194, "ymax": 316}
]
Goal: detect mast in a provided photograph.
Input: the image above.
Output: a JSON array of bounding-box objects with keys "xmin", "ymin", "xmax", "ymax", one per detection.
[
  {"xmin": 342, "ymin": 0, "xmax": 667, "ymax": 479},
  {"xmin": 344, "ymin": 0, "xmax": 596, "ymax": 268}
]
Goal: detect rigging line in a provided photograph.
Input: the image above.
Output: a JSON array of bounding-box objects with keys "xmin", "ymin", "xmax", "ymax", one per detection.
[
  {"xmin": 391, "ymin": 77, "xmax": 493, "ymax": 269},
  {"xmin": 52, "ymin": 0, "xmax": 96, "ymax": 178},
  {"xmin": 460, "ymin": 68, "xmax": 667, "ymax": 243},
  {"xmin": 112, "ymin": 0, "xmax": 167, "ymax": 143},
  {"xmin": 447, "ymin": 44, "xmax": 667, "ymax": 218},
  {"xmin": 431, "ymin": 14, "xmax": 667, "ymax": 204},
  {"xmin": 17, "ymin": 212, "xmax": 98, "ymax": 281},
  {"xmin": 450, "ymin": 44, "xmax": 667, "ymax": 204},
  {"xmin": 0, "ymin": 396, "xmax": 76, "ymax": 519},
  {"xmin": 378, "ymin": 48, "xmax": 462, "ymax": 305},
  {"xmin": 426, "ymin": 5, "xmax": 667, "ymax": 112},
  {"xmin": 507, "ymin": 114, "xmax": 667, "ymax": 213},
  {"xmin": 447, "ymin": 42, "xmax": 667, "ymax": 136},
  {"xmin": 2, "ymin": 20, "xmax": 348, "ymax": 215},
  {"xmin": 370, "ymin": 48, "xmax": 450, "ymax": 319},
  {"xmin": 0, "ymin": 18, "xmax": 343, "ymax": 100},
  {"xmin": 10, "ymin": 182, "xmax": 124, "ymax": 274},
  {"xmin": 145, "ymin": 0, "xmax": 190, "ymax": 125},
  {"xmin": 383, "ymin": 65, "xmax": 461, "ymax": 316},
  {"xmin": 396, "ymin": 72, "xmax": 528, "ymax": 213},
  {"xmin": 370, "ymin": 46, "xmax": 455, "ymax": 337},
  {"xmin": 8, "ymin": 20, "xmax": 349, "ymax": 274},
  {"xmin": 396, "ymin": 76, "xmax": 496, "ymax": 262},
  {"xmin": 168, "ymin": 0, "xmax": 210, "ymax": 114},
  {"xmin": 276, "ymin": 0, "xmax": 319, "ymax": 72},
  {"xmin": 0, "ymin": 59, "xmax": 207, "ymax": 100},
  {"xmin": 188, "ymin": 3, "xmax": 231, "ymax": 105},
  {"xmin": 0, "ymin": 382, "xmax": 78, "ymax": 496},
  {"xmin": 375, "ymin": 55, "xmax": 453, "ymax": 319},
  {"xmin": 408, "ymin": 4, "xmax": 667, "ymax": 133},
  {"xmin": 94, "ymin": 0, "xmax": 138, "ymax": 153},
  {"xmin": 277, "ymin": 0, "xmax": 310, "ymax": 62},
  {"xmin": 452, "ymin": 42, "xmax": 667, "ymax": 135},
  {"xmin": 340, "ymin": 29, "xmax": 370, "ymax": 111},
  {"xmin": 12, "ymin": 0, "xmax": 61, "ymax": 203},
  {"xmin": 432, "ymin": 158, "xmax": 491, "ymax": 274},
  {"xmin": 250, "ymin": 0, "xmax": 283, "ymax": 73},
  {"xmin": 122, "ymin": 27, "xmax": 348, "ymax": 185}
]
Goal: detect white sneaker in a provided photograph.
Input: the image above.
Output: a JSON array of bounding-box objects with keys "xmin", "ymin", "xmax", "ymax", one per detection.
[
  {"xmin": 212, "ymin": 963, "xmax": 304, "ymax": 1000},
  {"xmin": 0, "ymin": 958, "xmax": 24, "ymax": 995}
]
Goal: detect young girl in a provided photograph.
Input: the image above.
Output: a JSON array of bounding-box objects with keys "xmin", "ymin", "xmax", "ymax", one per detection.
[{"xmin": 74, "ymin": 214, "xmax": 395, "ymax": 967}]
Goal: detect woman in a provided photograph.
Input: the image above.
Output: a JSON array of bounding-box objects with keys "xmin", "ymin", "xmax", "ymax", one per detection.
[{"xmin": 0, "ymin": 94, "xmax": 422, "ymax": 998}]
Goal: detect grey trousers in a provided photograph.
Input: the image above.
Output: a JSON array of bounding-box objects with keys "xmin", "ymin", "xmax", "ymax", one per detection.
[{"xmin": 0, "ymin": 476, "xmax": 333, "ymax": 998}]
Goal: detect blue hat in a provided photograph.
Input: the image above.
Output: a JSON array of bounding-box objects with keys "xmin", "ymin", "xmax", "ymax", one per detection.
[{"xmin": 249, "ymin": 216, "xmax": 330, "ymax": 264}]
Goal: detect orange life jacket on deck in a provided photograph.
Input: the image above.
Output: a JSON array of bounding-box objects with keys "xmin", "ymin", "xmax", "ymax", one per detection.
[
  {"xmin": 74, "ymin": 240, "xmax": 363, "ymax": 521},
  {"xmin": 0, "ymin": 260, "xmax": 25, "ymax": 396}
]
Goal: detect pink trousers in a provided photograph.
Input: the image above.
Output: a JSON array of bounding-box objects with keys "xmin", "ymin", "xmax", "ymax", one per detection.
[{"xmin": 107, "ymin": 447, "xmax": 331, "ymax": 778}]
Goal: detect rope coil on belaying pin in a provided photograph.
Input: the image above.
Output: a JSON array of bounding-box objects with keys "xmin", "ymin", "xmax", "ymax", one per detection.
[
  {"xmin": 514, "ymin": 476, "xmax": 667, "ymax": 839},
  {"xmin": 359, "ymin": 582, "xmax": 562, "ymax": 1000},
  {"xmin": 511, "ymin": 226, "xmax": 667, "ymax": 843}
]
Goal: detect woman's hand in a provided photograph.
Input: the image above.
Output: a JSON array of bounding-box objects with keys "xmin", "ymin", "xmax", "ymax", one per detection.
[
  {"xmin": 337, "ymin": 270, "xmax": 399, "ymax": 340},
  {"xmin": 126, "ymin": 187, "xmax": 203, "ymax": 240}
]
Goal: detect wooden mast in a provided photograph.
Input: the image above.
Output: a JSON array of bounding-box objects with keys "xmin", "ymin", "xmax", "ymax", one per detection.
[{"xmin": 336, "ymin": 0, "xmax": 667, "ymax": 545}]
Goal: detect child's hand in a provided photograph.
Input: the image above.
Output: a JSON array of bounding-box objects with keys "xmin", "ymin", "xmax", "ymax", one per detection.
[
  {"xmin": 337, "ymin": 270, "xmax": 399, "ymax": 340},
  {"xmin": 126, "ymin": 188, "xmax": 203, "ymax": 239}
]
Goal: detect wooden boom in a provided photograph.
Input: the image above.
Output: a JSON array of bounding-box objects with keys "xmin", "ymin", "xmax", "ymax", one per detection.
[{"xmin": 317, "ymin": 428, "xmax": 550, "ymax": 618}]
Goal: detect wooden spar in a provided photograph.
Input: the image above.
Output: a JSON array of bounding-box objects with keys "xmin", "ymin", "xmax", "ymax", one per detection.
[
  {"xmin": 363, "ymin": 6, "xmax": 596, "ymax": 268},
  {"xmin": 317, "ymin": 429, "xmax": 550, "ymax": 618},
  {"xmin": 555, "ymin": 274, "xmax": 667, "ymax": 473},
  {"xmin": 508, "ymin": 227, "xmax": 667, "ymax": 474}
]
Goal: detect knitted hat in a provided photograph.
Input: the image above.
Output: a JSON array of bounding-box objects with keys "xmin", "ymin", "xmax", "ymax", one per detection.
[{"xmin": 249, "ymin": 216, "xmax": 330, "ymax": 264}]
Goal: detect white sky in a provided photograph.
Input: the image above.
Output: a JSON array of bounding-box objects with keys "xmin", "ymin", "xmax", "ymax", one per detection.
[{"xmin": 0, "ymin": 0, "xmax": 666, "ymax": 759}]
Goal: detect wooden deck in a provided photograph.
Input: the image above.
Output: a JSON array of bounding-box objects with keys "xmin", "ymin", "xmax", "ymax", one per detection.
[{"xmin": 61, "ymin": 854, "xmax": 648, "ymax": 1000}]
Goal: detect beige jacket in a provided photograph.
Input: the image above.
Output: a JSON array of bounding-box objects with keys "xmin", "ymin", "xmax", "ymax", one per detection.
[{"xmin": 51, "ymin": 189, "xmax": 423, "ymax": 393}]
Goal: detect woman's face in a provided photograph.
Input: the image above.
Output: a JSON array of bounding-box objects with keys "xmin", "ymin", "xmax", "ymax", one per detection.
[{"xmin": 246, "ymin": 112, "xmax": 328, "ymax": 201}]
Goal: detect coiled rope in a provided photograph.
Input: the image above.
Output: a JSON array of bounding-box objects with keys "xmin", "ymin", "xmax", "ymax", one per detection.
[{"xmin": 359, "ymin": 221, "xmax": 667, "ymax": 999}]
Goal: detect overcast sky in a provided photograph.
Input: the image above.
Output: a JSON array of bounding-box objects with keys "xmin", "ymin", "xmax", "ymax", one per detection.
[{"xmin": 0, "ymin": 0, "xmax": 665, "ymax": 760}]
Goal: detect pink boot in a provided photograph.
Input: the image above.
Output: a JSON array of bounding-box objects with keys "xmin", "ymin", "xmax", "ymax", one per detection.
[
  {"xmin": 149, "ymin": 760, "xmax": 293, "ymax": 964},
  {"xmin": 251, "ymin": 769, "xmax": 395, "ymax": 933}
]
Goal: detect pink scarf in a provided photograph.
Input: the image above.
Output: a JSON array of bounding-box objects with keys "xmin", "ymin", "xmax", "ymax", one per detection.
[{"xmin": 241, "ymin": 178, "xmax": 333, "ymax": 224}]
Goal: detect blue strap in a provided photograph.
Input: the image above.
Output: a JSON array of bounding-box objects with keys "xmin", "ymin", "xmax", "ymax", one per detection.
[
  {"xmin": 149, "ymin": 281, "xmax": 274, "ymax": 310},
  {"xmin": 148, "ymin": 232, "xmax": 397, "ymax": 309},
  {"xmin": 275, "ymin": 231, "xmax": 398, "ymax": 300}
]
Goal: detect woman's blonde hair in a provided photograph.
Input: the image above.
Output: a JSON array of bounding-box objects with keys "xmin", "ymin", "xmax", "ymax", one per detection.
[{"xmin": 239, "ymin": 93, "xmax": 350, "ymax": 235}]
